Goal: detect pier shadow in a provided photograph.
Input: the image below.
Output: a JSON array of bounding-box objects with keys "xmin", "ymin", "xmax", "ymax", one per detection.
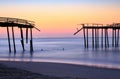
[{"xmin": 8, "ymin": 50, "xmax": 34, "ymax": 62}]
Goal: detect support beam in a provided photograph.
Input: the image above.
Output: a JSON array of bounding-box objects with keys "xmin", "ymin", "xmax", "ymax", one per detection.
[
  {"xmin": 12, "ymin": 26, "xmax": 16, "ymax": 53},
  {"xmin": 20, "ymin": 28, "xmax": 25, "ymax": 51},
  {"xmin": 7, "ymin": 27, "xmax": 11, "ymax": 53}
]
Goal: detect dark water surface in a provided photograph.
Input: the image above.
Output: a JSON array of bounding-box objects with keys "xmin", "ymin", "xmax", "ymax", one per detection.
[{"xmin": 0, "ymin": 37, "xmax": 120, "ymax": 69}]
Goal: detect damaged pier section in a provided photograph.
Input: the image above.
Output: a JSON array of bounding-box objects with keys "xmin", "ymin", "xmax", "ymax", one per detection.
[
  {"xmin": 74, "ymin": 23, "xmax": 120, "ymax": 48},
  {"xmin": 0, "ymin": 17, "xmax": 40, "ymax": 53}
]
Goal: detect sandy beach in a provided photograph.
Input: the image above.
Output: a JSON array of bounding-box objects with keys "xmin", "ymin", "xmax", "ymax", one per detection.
[{"xmin": 0, "ymin": 61, "xmax": 120, "ymax": 79}]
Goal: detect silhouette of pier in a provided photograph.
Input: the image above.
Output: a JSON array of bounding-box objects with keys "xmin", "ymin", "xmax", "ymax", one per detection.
[
  {"xmin": 0, "ymin": 17, "xmax": 40, "ymax": 53},
  {"xmin": 74, "ymin": 23, "xmax": 120, "ymax": 48}
]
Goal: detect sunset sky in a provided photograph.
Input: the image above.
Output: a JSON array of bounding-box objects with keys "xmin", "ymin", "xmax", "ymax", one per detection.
[{"xmin": 0, "ymin": 0, "xmax": 120, "ymax": 37}]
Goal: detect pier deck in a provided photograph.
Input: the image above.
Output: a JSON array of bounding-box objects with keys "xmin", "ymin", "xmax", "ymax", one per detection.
[
  {"xmin": 74, "ymin": 23, "xmax": 120, "ymax": 48},
  {"xmin": 0, "ymin": 17, "xmax": 40, "ymax": 53}
]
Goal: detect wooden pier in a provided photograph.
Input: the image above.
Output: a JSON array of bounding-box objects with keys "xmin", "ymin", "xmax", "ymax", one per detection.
[
  {"xmin": 74, "ymin": 23, "xmax": 120, "ymax": 48},
  {"xmin": 0, "ymin": 17, "xmax": 40, "ymax": 53}
]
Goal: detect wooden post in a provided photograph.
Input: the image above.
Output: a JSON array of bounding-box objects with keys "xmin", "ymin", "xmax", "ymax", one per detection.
[
  {"xmin": 30, "ymin": 28, "xmax": 33, "ymax": 52},
  {"xmin": 12, "ymin": 26, "xmax": 16, "ymax": 53},
  {"xmin": 7, "ymin": 27, "xmax": 11, "ymax": 53},
  {"xmin": 20, "ymin": 28, "xmax": 25, "ymax": 51}
]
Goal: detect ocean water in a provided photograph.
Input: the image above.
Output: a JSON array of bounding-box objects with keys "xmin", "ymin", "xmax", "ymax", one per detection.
[{"xmin": 0, "ymin": 37, "xmax": 120, "ymax": 69}]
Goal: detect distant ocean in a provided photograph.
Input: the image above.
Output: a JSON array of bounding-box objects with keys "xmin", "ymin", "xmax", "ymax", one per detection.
[{"xmin": 0, "ymin": 37, "xmax": 120, "ymax": 69}]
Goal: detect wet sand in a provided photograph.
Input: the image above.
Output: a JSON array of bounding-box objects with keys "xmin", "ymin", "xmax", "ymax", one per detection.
[{"xmin": 0, "ymin": 61, "xmax": 120, "ymax": 79}]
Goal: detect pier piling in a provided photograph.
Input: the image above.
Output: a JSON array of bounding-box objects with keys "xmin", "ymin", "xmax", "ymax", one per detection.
[
  {"xmin": 26, "ymin": 28, "xmax": 28, "ymax": 44},
  {"xmin": 20, "ymin": 28, "xmax": 25, "ymax": 51},
  {"xmin": 7, "ymin": 26, "xmax": 11, "ymax": 53},
  {"xmin": 12, "ymin": 26, "xmax": 16, "ymax": 53},
  {"xmin": 101, "ymin": 28, "xmax": 103, "ymax": 48},
  {"xmin": 92, "ymin": 29, "xmax": 94, "ymax": 48},
  {"xmin": 86, "ymin": 28, "xmax": 88, "ymax": 48},
  {"xmin": 30, "ymin": 28, "xmax": 33, "ymax": 52},
  {"xmin": 83, "ymin": 27, "xmax": 86, "ymax": 48},
  {"xmin": 117, "ymin": 29, "xmax": 119, "ymax": 47}
]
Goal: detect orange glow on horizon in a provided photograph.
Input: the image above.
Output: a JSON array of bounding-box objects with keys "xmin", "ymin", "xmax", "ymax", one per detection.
[{"xmin": 0, "ymin": 1, "xmax": 120, "ymax": 37}]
